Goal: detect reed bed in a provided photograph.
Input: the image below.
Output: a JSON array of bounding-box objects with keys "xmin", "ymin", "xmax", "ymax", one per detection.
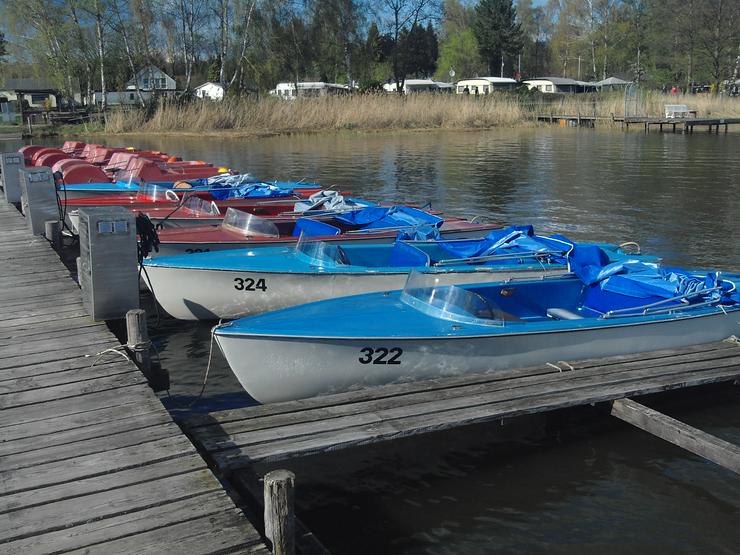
[{"xmin": 103, "ymin": 91, "xmax": 740, "ymax": 135}]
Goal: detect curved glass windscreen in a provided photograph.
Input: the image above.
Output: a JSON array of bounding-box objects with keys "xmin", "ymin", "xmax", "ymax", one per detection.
[
  {"xmin": 400, "ymin": 271, "xmax": 504, "ymax": 326},
  {"xmin": 220, "ymin": 208, "xmax": 280, "ymax": 237},
  {"xmin": 295, "ymin": 234, "xmax": 347, "ymax": 267},
  {"xmin": 182, "ymin": 196, "xmax": 220, "ymax": 216}
]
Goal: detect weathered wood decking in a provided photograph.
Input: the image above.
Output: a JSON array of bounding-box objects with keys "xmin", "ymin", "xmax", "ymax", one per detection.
[
  {"xmin": 185, "ymin": 340, "xmax": 740, "ymax": 471},
  {"xmin": 0, "ymin": 202, "xmax": 269, "ymax": 554}
]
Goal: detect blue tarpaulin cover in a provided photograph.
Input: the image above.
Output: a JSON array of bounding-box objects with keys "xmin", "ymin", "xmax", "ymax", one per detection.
[
  {"xmin": 292, "ymin": 218, "xmax": 341, "ymax": 237},
  {"xmin": 334, "ymin": 206, "xmax": 443, "ymax": 230},
  {"xmin": 395, "ymin": 225, "xmax": 442, "ymax": 241},
  {"xmin": 569, "ymin": 245, "xmax": 735, "ymax": 303},
  {"xmin": 438, "ymin": 225, "xmax": 574, "ymax": 260}
]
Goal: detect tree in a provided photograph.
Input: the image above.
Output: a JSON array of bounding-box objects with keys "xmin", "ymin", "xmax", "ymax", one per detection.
[
  {"xmin": 0, "ymin": 31, "xmax": 7, "ymax": 62},
  {"xmin": 473, "ymin": 0, "xmax": 523, "ymax": 77},
  {"xmin": 697, "ymin": 0, "xmax": 739, "ymax": 92},
  {"xmin": 434, "ymin": 28, "xmax": 484, "ymax": 79},
  {"xmin": 400, "ymin": 22, "xmax": 437, "ymax": 77},
  {"xmin": 380, "ymin": 0, "xmax": 439, "ymax": 92}
]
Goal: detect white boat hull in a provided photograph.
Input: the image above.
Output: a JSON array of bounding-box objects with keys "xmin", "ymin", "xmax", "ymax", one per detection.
[
  {"xmin": 215, "ymin": 312, "xmax": 740, "ymax": 403},
  {"xmin": 144, "ymin": 265, "xmax": 564, "ymax": 320}
]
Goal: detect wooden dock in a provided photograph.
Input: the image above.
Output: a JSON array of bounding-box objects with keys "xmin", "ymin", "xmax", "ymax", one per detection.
[
  {"xmin": 0, "ymin": 202, "xmax": 269, "ymax": 554},
  {"xmin": 536, "ymin": 114, "xmax": 740, "ymax": 133},
  {"xmin": 185, "ymin": 340, "xmax": 740, "ymax": 470},
  {"xmin": 616, "ymin": 116, "xmax": 740, "ymax": 133}
]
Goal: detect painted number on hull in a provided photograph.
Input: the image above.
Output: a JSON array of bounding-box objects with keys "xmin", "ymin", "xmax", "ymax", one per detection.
[
  {"xmin": 359, "ymin": 347, "xmax": 403, "ymax": 365},
  {"xmin": 234, "ymin": 277, "xmax": 267, "ymax": 291},
  {"xmin": 185, "ymin": 248, "xmax": 210, "ymax": 254}
]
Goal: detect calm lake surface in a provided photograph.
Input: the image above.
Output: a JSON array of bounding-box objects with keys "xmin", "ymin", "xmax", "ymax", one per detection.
[{"xmin": 34, "ymin": 127, "xmax": 740, "ymax": 553}]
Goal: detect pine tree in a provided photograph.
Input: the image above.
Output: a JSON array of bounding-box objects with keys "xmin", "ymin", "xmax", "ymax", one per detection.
[{"xmin": 473, "ymin": 0, "xmax": 523, "ymax": 76}]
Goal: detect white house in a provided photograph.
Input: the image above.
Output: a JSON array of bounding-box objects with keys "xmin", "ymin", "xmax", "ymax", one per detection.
[
  {"xmin": 194, "ymin": 82, "xmax": 225, "ymax": 101},
  {"xmin": 382, "ymin": 79, "xmax": 454, "ymax": 94},
  {"xmin": 0, "ymin": 78, "xmax": 60, "ymax": 109},
  {"xmin": 126, "ymin": 66, "xmax": 176, "ymax": 92},
  {"xmin": 455, "ymin": 77, "xmax": 517, "ymax": 95},
  {"xmin": 523, "ymin": 77, "xmax": 595, "ymax": 93},
  {"xmin": 95, "ymin": 66, "xmax": 177, "ymax": 106},
  {"xmin": 270, "ymin": 82, "xmax": 351, "ymax": 99}
]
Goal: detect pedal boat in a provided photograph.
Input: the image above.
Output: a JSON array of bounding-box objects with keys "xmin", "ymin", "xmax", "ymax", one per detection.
[
  {"xmin": 212, "ymin": 248, "xmax": 740, "ymax": 403},
  {"xmin": 143, "ymin": 225, "xmax": 639, "ymax": 320},
  {"xmin": 148, "ymin": 206, "xmax": 499, "ymax": 257}
]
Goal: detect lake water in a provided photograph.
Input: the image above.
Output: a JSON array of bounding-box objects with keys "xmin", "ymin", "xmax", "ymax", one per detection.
[{"xmin": 23, "ymin": 127, "xmax": 740, "ymax": 553}]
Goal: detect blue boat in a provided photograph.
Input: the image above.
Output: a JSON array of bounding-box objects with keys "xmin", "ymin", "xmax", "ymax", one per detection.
[
  {"xmin": 143, "ymin": 225, "xmax": 648, "ymax": 319},
  {"xmin": 212, "ymin": 246, "xmax": 740, "ymax": 403}
]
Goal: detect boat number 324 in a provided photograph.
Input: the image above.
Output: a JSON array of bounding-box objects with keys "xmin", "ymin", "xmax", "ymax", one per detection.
[
  {"xmin": 233, "ymin": 277, "xmax": 267, "ymax": 291},
  {"xmin": 358, "ymin": 347, "xmax": 403, "ymax": 365}
]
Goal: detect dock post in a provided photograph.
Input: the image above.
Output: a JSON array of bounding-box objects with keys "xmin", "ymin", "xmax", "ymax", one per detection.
[
  {"xmin": 45, "ymin": 220, "xmax": 61, "ymax": 250},
  {"xmin": 264, "ymin": 470, "xmax": 295, "ymax": 555},
  {"xmin": 126, "ymin": 308, "xmax": 152, "ymax": 374}
]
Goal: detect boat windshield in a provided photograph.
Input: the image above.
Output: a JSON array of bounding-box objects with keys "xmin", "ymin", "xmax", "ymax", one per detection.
[
  {"xmin": 294, "ymin": 234, "xmax": 347, "ymax": 267},
  {"xmin": 220, "ymin": 208, "xmax": 280, "ymax": 237},
  {"xmin": 134, "ymin": 184, "xmax": 177, "ymax": 202},
  {"xmin": 400, "ymin": 271, "xmax": 504, "ymax": 326},
  {"xmin": 182, "ymin": 196, "xmax": 220, "ymax": 216}
]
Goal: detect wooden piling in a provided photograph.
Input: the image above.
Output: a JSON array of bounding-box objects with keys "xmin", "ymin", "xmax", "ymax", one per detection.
[
  {"xmin": 611, "ymin": 398, "xmax": 740, "ymax": 475},
  {"xmin": 264, "ymin": 470, "xmax": 295, "ymax": 555},
  {"xmin": 126, "ymin": 308, "xmax": 151, "ymax": 374},
  {"xmin": 45, "ymin": 219, "xmax": 61, "ymax": 250}
]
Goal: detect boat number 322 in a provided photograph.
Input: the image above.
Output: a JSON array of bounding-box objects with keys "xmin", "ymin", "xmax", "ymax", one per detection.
[
  {"xmin": 233, "ymin": 277, "xmax": 267, "ymax": 291},
  {"xmin": 358, "ymin": 347, "xmax": 403, "ymax": 364}
]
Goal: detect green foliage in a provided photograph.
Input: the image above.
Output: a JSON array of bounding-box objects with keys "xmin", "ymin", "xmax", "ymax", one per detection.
[
  {"xmin": 0, "ymin": 31, "xmax": 7, "ymax": 62},
  {"xmin": 435, "ymin": 29, "xmax": 484, "ymax": 80},
  {"xmin": 473, "ymin": 0, "xmax": 523, "ymax": 76},
  {"xmin": 400, "ymin": 23, "xmax": 438, "ymax": 78}
]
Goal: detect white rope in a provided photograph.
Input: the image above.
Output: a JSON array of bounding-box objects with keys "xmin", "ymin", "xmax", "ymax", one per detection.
[
  {"xmin": 724, "ymin": 335, "xmax": 740, "ymax": 346},
  {"xmin": 86, "ymin": 345, "xmax": 135, "ymax": 368},
  {"xmin": 546, "ymin": 362, "xmax": 563, "ymax": 372}
]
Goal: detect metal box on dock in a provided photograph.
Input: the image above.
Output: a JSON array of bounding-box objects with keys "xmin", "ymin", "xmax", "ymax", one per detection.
[
  {"xmin": 20, "ymin": 167, "xmax": 58, "ymax": 235},
  {"xmin": 1, "ymin": 152, "xmax": 24, "ymax": 203},
  {"xmin": 78, "ymin": 207, "xmax": 139, "ymax": 321}
]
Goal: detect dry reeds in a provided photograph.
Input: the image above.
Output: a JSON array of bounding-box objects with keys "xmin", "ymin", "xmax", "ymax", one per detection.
[{"xmin": 103, "ymin": 92, "xmax": 740, "ymax": 135}]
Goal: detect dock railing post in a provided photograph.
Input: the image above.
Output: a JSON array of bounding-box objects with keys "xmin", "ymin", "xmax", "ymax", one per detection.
[
  {"xmin": 45, "ymin": 220, "xmax": 61, "ymax": 250},
  {"xmin": 264, "ymin": 470, "xmax": 295, "ymax": 555},
  {"xmin": 126, "ymin": 308, "xmax": 151, "ymax": 374}
]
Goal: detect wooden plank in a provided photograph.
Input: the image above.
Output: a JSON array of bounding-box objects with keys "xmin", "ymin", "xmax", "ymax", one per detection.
[
  {"xmin": 1, "ymin": 421, "xmax": 182, "ymax": 471},
  {"xmin": 0, "ymin": 407, "xmax": 170, "ymax": 457},
  {"xmin": 0, "ymin": 434, "xmax": 198, "ymax": 495},
  {"xmin": 3, "ymin": 492, "xmax": 238, "ymax": 555},
  {"xmin": 0, "ymin": 338, "xmax": 122, "ymax": 371},
  {"xmin": 0, "ymin": 327, "xmax": 114, "ymax": 354},
  {"xmin": 0, "ymin": 469, "xmax": 225, "ymax": 543},
  {"xmin": 191, "ymin": 349, "xmax": 740, "ymax": 450},
  {"xmin": 0, "ymin": 355, "xmax": 131, "ymax": 382},
  {"xmin": 0, "ymin": 360, "xmax": 134, "ymax": 394},
  {"xmin": 0, "ymin": 384, "xmax": 154, "ymax": 428},
  {"xmin": 0, "ymin": 372, "xmax": 147, "ymax": 410},
  {"xmin": 0, "ymin": 307, "xmax": 87, "ymax": 329},
  {"xmin": 61, "ymin": 509, "xmax": 269, "ymax": 555},
  {"xmin": 211, "ymin": 365, "xmax": 740, "ymax": 467},
  {"xmin": 0, "ymin": 455, "xmax": 205, "ymax": 514},
  {"xmin": 610, "ymin": 398, "xmax": 740, "ymax": 474}
]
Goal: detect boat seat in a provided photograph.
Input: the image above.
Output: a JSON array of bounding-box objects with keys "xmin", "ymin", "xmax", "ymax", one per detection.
[{"xmin": 546, "ymin": 307, "xmax": 584, "ymax": 320}]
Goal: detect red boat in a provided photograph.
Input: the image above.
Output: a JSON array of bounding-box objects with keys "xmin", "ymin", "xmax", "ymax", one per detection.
[{"xmin": 151, "ymin": 208, "xmax": 499, "ymax": 257}]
